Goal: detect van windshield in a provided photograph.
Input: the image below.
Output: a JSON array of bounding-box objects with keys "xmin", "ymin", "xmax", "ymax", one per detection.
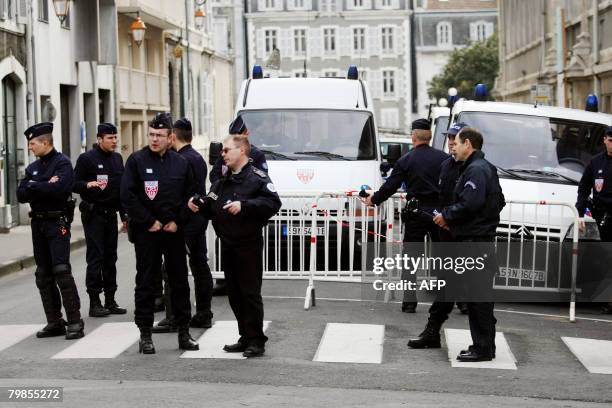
[
  {"xmin": 456, "ymin": 112, "xmax": 609, "ymax": 184},
  {"xmin": 238, "ymin": 110, "xmax": 377, "ymax": 161}
]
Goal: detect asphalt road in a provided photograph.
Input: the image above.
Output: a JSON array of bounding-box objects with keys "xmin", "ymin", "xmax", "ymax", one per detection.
[{"xmin": 1, "ymin": 235, "xmax": 611, "ymax": 407}]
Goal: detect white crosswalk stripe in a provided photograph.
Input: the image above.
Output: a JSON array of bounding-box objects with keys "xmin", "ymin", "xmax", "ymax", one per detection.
[
  {"xmin": 562, "ymin": 337, "xmax": 612, "ymax": 374},
  {"xmin": 181, "ymin": 320, "xmax": 271, "ymax": 360},
  {"xmin": 0, "ymin": 325, "xmax": 42, "ymax": 353},
  {"xmin": 52, "ymin": 322, "xmax": 140, "ymax": 359},
  {"xmin": 444, "ymin": 328, "xmax": 517, "ymax": 370},
  {"xmin": 313, "ymin": 323, "xmax": 385, "ymax": 364}
]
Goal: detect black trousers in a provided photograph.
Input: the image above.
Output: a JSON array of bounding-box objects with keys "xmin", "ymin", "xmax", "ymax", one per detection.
[
  {"xmin": 402, "ymin": 209, "xmax": 440, "ymax": 304},
  {"xmin": 133, "ymin": 229, "xmax": 191, "ymax": 328},
  {"xmin": 184, "ymin": 217, "xmax": 213, "ymax": 313},
  {"xmin": 222, "ymin": 238, "xmax": 267, "ymax": 346},
  {"xmin": 31, "ymin": 218, "xmax": 81, "ymax": 323},
  {"xmin": 83, "ymin": 211, "xmax": 118, "ymax": 296}
]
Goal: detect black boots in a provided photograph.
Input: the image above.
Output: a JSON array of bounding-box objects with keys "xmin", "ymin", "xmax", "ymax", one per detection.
[
  {"xmin": 242, "ymin": 344, "xmax": 265, "ymax": 358},
  {"xmin": 178, "ymin": 327, "xmax": 199, "ymax": 351},
  {"xmin": 36, "ymin": 319, "xmax": 67, "ymax": 338},
  {"xmin": 138, "ymin": 327, "xmax": 155, "ymax": 354},
  {"xmin": 407, "ymin": 321, "xmax": 442, "ymax": 349},
  {"xmin": 89, "ymin": 293, "xmax": 111, "ymax": 317},
  {"xmin": 152, "ymin": 317, "xmax": 178, "ymax": 333},
  {"xmin": 402, "ymin": 302, "xmax": 417, "ymax": 313},
  {"xmin": 65, "ymin": 319, "xmax": 85, "ymax": 340},
  {"xmin": 189, "ymin": 311, "xmax": 213, "ymax": 328},
  {"xmin": 104, "ymin": 292, "xmax": 127, "ymax": 315}
]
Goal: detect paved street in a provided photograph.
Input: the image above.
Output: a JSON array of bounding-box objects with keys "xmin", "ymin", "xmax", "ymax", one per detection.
[{"xmin": 1, "ymin": 235, "xmax": 611, "ymax": 407}]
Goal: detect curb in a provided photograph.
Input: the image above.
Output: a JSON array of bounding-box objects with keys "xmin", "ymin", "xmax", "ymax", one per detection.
[{"xmin": 0, "ymin": 237, "xmax": 87, "ymax": 279}]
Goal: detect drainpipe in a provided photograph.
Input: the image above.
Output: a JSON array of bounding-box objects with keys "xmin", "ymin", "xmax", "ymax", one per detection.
[{"xmin": 592, "ymin": 0, "xmax": 600, "ymax": 96}]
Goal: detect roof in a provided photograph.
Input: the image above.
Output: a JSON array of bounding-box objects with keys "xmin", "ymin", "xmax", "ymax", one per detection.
[
  {"xmin": 453, "ymin": 100, "xmax": 612, "ymax": 125},
  {"xmin": 238, "ymin": 78, "xmax": 370, "ymax": 111}
]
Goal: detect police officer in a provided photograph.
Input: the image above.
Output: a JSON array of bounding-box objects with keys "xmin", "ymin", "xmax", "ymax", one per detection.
[
  {"xmin": 152, "ymin": 118, "xmax": 214, "ymax": 333},
  {"xmin": 576, "ymin": 126, "xmax": 612, "ymax": 314},
  {"xmin": 120, "ymin": 112, "xmax": 199, "ymax": 354},
  {"xmin": 408, "ymin": 122, "xmax": 468, "ymax": 349},
  {"xmin": 74, "ymin": 123, "xmax": 127, "ymax": 318},
  {"xmin": 189, "ymin": 133, "xmax": 281, "ymax": 357},
  {"xmin": 17, "ymin": 122, "xmax": 84, "ymax": 340},
  {"xmin": 362, "ymin": 118, "xmax": 449, "ymax": 313},
  {"xmin": 208, "ymin": 116, "xmax": 269, "ymax": 296},
  {"xmin": 433, "ymin": 127, "xmax": 504, "ymax": 362}
]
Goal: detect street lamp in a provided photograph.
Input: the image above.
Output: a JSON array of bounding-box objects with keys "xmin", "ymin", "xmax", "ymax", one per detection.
[
  {"xmin": 130, "ymin": 13, "xmax": 147, "ymax": 47},
  {"xmin": 52, "ymin": 0, "xmax": 70, "ymax": 24},
  {"xmin": 194, "ymin": 7, "xmax": 206, "ymax": 30}
]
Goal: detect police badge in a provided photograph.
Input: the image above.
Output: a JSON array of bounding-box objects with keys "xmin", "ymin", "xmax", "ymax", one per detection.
[
  {"xmin": 145, "ymin": 180, "xmax": 159, "ymax": 200},
  {"xmin": 97, "ymin": 174, "xmax": 109, "ymax": 190},
  {"xmin": 595, "ymin": 178, "xmax": 604, "ymax": 193}
]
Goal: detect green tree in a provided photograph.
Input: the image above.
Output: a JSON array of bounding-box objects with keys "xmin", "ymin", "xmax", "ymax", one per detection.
[{"xmin": 427, "ymin": 34, "xmax": 499, "ymax": 101}]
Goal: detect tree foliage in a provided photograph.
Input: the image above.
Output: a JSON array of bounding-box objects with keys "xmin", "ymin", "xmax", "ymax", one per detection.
[{"xmin": 427, "ymin": 34, "xmax": 499, "ymax": 101}]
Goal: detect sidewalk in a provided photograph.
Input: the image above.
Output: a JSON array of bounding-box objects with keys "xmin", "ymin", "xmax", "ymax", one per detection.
[{"xmin": 0, "ymin": 209, "xmax": 86, "ymax": 277}]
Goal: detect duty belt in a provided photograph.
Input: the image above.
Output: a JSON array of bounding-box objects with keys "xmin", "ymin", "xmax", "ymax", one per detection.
[{"xmin": 29, "ymin": 211, "xmax": 65, "ymax": 219}]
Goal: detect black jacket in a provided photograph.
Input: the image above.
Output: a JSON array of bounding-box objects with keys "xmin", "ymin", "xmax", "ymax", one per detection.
[
  {"xmin": 73, "ymin": 144, "xmax": 125, "ymax": 218},
  {"xmin": 442, "ymin": 150, "xmax": 504, "ymax": 238},
  {"xmin": 202, "ymin": 162, "xmax": 281, "ymax": 245},
  {"xmin": 576, "ymin": 151, "xmax": 612, "ymax": 215},
  {"xmin": 209, "ymin": 144, "xmax": 268, "ymax": 183},
  {"xmin": 17, "ymin": 149, "xmax": 74, "ymax": 213},
  {"xmin": 438, "ymin": 155, "xmax": 462, "ymax": 209},
  {"xmin": 372, "ymin": 144, "xmax": 449, "ymax": 206},
  {"xmin": 177, "ymin": 144, "xmax": 208, "ymax": 196},
  {"xmin": 120, "ymin": 146, "xmax": 195, "ymax": 230}
]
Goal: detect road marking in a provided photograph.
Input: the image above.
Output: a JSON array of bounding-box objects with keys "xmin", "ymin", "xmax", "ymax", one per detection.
[
  {"xmin": 313, "ymin": 323, "xmax": 384, "ymax": 364},
  {"xmin": 444, "ymin": 328, "xmax": 517, "ymax": 370},
  {"xmin": 180, "ymin": 320, "xmax": 271, "ymax": 360},
  {"xmin": 562, "ymin": 337, "xmax": 612, "ymax": 374},
  {"xmin": 52, "ymin": 323, "xmax": 140, "ymax": 359},
  {"xmin": 0, "ymin": 325, "xmax": 42, "ymax": 352}
]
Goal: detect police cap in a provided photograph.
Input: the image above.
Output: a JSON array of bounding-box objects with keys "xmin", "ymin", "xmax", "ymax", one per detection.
[
  {"xmin": 443, "ymin": 122, "xmax": 468, "ymax": 136},
  {"xmin": 24, "ymin": 122, "xmax": 53, "ymax": 141},
  {"xmin": 173, "ymin": 117, "xmax": 192, "ymax": 131},
  {"xmin": 606, "ymin": 126, "xmax": 612, "ymax": 136},
  {"xmin": 149, "ymin": 112, "xmax": 173, "ymax": 130},
  {"xmin": 228, "ymin": 116, "xmax": 247, "ymax": 135},
  {"xmin": 411, "ymin": 118, "xmax": 431, "ymax": 131},
  {"xmin": 97, "ymin": 122, "xmax": 118, "ymax": 135}
]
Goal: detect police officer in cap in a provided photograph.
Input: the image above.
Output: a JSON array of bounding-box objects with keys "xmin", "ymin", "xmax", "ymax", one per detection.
[
  {"xmin": 362, "ymin": 118, "xmax": 449, "ymax": 313},
  {"xmin": 576, "ymin": 126, "xmax": 612, "ymax": 314},
  {"xmin": 433, "ymin": 127, "xmax": 504, "ymax": 362},
  {"xmin": 120, "ymin": 112, "xmax": 199, "ymax": 354},
  {"xmin": 74, "ymin": 123, "xmax": 127, "ymax": 318},
  {"xmin": 152, "ymin": 118, "xmax": 214, "ymax": 333},
  {"xmin": 189, "ymin": 132, "xmax": 281, "ymax": 357},
  {"xmin": 17, "ymin": 122, "xmax": 84, "ymax": 340},
  {"xmin": 209, "ymin": 116, "xmax": 269, "ymax": 296}
]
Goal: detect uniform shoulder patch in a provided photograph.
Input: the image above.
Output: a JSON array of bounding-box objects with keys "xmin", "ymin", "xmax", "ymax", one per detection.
[{"xmin": 253, "ymin": 167, "xmax": 267, "ymax": 178}]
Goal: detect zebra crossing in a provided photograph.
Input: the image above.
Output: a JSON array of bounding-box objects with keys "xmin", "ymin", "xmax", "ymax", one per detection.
[{"xmin": 0, "ymin": 321, "xmax": 611, "ymax": 373}]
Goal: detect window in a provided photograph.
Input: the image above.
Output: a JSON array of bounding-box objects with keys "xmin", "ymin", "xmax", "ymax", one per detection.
[
  {"xmin": 294, "ymin": 0, "xmax": 304, "ymax": 7},
  {"xmin": 470, "ymin": 21, "xmax": 494, "ymax": 42},
  {"xmin": 382, "ymin": 70, "xmax": 395, "ymax": 96},
  {"xmin": 265, "ymin": 0, "xmax": 275, "ymax": 8},
  {"xmin": 265, "ymin": 29, "xmax": 278, "ymax": 54},
  {"xmin": 38, "ymin": 0, "xmax": 48, "ymax": 22},
  {"xmin": 353, "ymin": 0, "xmax": 363, "ymax": 6},
  {"xmin": 324, "ymin": 71, "xmax": 337, "ymax": 77},
  {"xmin": 294, "ymin": 28, "xmax": 307, "ymax": 56},
  {"xmin": 381, "ymin": 27, "xmax": 394, "ymax": 53},
  {"xmin": 353, "ymin": 27, "xmax": 365, "ymax": 53},
  {"xmin": 295, "ymin": 71, "xmax": 307, "ymax": 78},
  {"xmin": 381, "ymin": 0, "xmax": 391, "ymax": 6},
  {"xmin": 323, "ymin": 28, "xmax": 336, "ymax": 53},
  {"xmin": 436, "ymin": 22, "xmax": 452, "ymax": 46}
]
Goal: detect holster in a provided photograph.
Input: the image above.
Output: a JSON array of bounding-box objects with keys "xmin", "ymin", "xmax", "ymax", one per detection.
[
  {"xmin": 65, "ymin": 196, "xmax": 77, "ymax": 224},
  {"xmin": 79, "ymin": 200, "xmax": 95, "ymax": 225}
]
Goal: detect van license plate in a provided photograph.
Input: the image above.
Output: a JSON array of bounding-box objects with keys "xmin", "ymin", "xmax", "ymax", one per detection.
[{"xmin": 282, "ymin": 226, "xmax": 326, "ymax": 236}]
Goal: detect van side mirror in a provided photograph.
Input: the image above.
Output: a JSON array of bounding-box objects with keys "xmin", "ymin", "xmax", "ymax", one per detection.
[
  {"xmin": 386, "ymin": 143, "xmax": 402, "ymax": 165},
  {"xmin": 209, "ymin": 142, "xmax": 222, "ymax": 165}
]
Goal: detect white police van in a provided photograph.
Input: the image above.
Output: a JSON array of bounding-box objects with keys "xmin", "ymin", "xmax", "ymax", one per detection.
[
  {"xmin": 443, "ymin": 87, "xmax": 612, "ymax": 298},
  {"xmin": 233, "ymin": 65, "xmax": 387, "ymax": 270}
]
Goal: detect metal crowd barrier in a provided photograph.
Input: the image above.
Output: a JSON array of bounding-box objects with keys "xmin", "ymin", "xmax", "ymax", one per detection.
[{"xmin": 206, "ymin": 193, "xmax": 581, "ymax": 321}]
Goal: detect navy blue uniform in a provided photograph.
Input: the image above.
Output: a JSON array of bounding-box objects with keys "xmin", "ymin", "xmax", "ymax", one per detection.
[
  {"xmin": 441, "ymin": 150, "xmax": 504, "ymax": 357},
  {"xmin": 74, "ymin": 145, "xmax": 125, "ymax": 298},
  {"xmin": 177, "ymin": 144, "xmax": 213, "ymax": 318},
  {"xmin": 120, "ymin": 146, "xmax": 195, "ymax": 328},
  {"xmin": 17, "ymin": 149, "xmax": 82, "ymax": 324},
  {"xmin": 200, "ymin": 162, "xmax": 281, "ymax": 346},
  {"xmin": 576, "ymin": 151, "xmax": 612, "ymax": 241},
  {"xmin": 209, "ymin": 144, "xmax": 268, "ymax": 183},
  {"xmin": 371, "ymin": 144, "xmax": 448, "ymax": 309}
]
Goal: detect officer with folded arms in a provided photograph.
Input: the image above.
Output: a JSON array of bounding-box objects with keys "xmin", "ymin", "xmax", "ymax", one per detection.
[
  {"xmin": 17, "ymin": 122, "xmax": 84, "ymax": 340},
  {"xmin": 74, "ymin": 123, "xmax": 127, "ymax": 318},
  {"xmin": 120, "ymin": 112, "xmax": 199, "ymax": 354}
]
